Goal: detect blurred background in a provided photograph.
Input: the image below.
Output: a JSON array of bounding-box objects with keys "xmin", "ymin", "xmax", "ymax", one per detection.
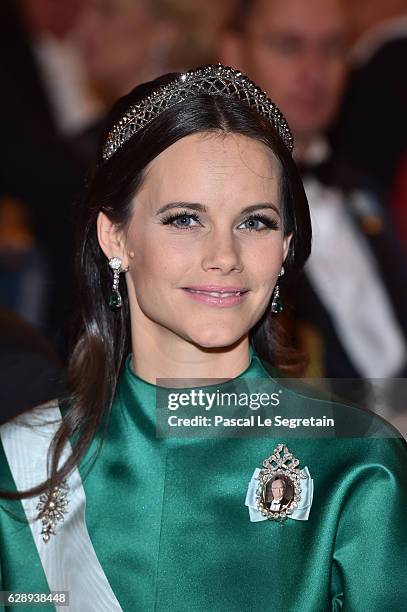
[{"xmin": 0, "ymin": 0, "xmax": 406, "ymax": 433}]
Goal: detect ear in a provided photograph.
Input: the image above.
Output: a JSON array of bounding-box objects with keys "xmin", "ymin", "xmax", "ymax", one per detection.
[
  {"xmin": 97, "ymin": 211, "xmax": 130, "ymax": 268},
  {"xmin": 282, "ymin": 233, "xmax": 293, "ymax": 264},
  {"xmin": 217, "ymin": 32, "xmax": 245, "ymax": 70}
]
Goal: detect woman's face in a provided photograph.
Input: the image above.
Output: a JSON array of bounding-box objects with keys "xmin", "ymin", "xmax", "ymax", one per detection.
[{"xmin": 121, "ymin": 132, "xmax": 292, "ymax": 351}]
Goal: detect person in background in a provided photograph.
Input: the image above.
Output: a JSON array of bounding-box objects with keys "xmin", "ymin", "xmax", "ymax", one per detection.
[
  {"xmin": 73, "ymin": 0, "xmax": 175, "ymax": 107},
  {"xmin": 0, "ymin": 0, "xmax": 92, "ymax": 357},
  {"xmin": 220, "ymin": 0, "xmax": 407, "ymax": 390},
  {"xmin": 73, "ymin": 0, "xmax": 233, "ymax": 108},
  {"xmin": 19, "ymin": 0, "xmax": 102, "ymax": 135},
  {"xmin": 0, "ymin": 196, "xmax": 48, "ymax": 328},
  {"xmin": 0, "ymin": 305, "xmax": 65, "ymax": 425},
  {"xmin": 71, "ymin": 0, "xmax": 232, "ymax": 165},
  {"xmin": 391, "ymin": 151, "xmax": 407, "ymax": 257},
  {"xmin": 332, "ymin": 0, "xmax": 407, "ymax": 203}
]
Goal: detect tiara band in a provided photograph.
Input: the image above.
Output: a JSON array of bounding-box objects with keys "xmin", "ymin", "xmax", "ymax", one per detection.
[{"xmin": 102, "ymin": 64, "xmax": 294, "ymax": 161}]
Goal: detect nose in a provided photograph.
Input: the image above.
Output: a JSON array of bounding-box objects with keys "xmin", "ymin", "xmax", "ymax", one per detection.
[
  {"xmin": 300, "ymin": 49, "xmax": 328, "ymax": 88},
  {"xmin": 201, "ymin": 228, "xmax": 243, "ymax": 274}
]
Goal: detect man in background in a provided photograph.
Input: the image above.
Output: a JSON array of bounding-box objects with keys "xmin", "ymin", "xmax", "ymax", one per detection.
[
  {"xmin": 0, "ymin": 306, "xmax": 65, "ymax": 424},
  {"xmin": 220, "ymin": 0, "xmax": 407, "ymax": 390},
  {"xmin": 333, "ymin": 0, "xmax": 407, "ymax": 203},
  {"xmin": 0, "ymin": 0, "xmax": 92, "ymax": 356}
]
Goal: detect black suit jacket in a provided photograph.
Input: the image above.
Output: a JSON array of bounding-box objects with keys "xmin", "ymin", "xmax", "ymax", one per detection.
[
  {"xmin": 332, "ymin": 35, "xmax": 407, "ymax": 199},
  {"xmin": 0, "ymin": 1, "xmax": 88, "ymax": 354},
  {"xmin": 0, "ymin": 306, "xmax": 66, "ymax": 424},
  {"xmin": 266, "ymin": 496, "xmax": 291, "ymax": 511},
  {"xmin": 285, "ymin": 155, "xmax": 407, "ymax": 385}
]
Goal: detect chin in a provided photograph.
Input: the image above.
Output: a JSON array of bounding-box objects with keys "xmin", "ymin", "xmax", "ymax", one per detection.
[{"xmin": 187, "ymin": 326, "xmax": 246, "ymax": 350}]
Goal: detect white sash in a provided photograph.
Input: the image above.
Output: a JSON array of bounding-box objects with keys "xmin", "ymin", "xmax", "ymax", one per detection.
[{"xmin": 0, "ymin": 403, "xmax": 123, "ymax": 611}]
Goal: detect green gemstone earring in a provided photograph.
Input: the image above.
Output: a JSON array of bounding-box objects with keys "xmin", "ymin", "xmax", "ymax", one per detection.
[
  {"xmin": 108, "ymin": 257, "xmax": 124, "ymax": 310},
  {"xmin": 271, "ymin": 266, "xmax": 284, "ymax": 314}
]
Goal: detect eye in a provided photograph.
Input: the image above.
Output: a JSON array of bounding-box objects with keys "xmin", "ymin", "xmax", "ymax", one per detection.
[
  {"xmin": 262, "ymin": 35, "xmax": 303, "ymax": 56},
  {"xmin": 160, "ymin": 210, "xmax": 202, "ymax": 230},
  {"xmin": 160, "ymin": 211, "xmax": 280, "ymax": 232},
  {"xmin": 238, "ymin": 214, "xmax": 279, "ymax": 232}
]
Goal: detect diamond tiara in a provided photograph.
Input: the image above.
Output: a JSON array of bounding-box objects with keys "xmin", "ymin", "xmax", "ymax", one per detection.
[{"xmin": 102, "ymin": 64, "xmax": 294, "ymax": 161}]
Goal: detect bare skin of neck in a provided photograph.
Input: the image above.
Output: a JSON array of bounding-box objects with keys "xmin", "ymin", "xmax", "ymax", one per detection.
[{"xmin": 131, "ymin": 328, "xmax": 251, "ymax": 386}]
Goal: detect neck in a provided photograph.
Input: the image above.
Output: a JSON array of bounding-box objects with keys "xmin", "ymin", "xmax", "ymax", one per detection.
[
  {"xmin": 293, "ymin": 133, "xmax": 332, "ymax": 167},
  {"xmin": 292, "ymin": 134, "xmax": 315, "ymax": 164},
  {"xmin": 130, "ymin": 327, "xmax": 252, "ymax": 386}
]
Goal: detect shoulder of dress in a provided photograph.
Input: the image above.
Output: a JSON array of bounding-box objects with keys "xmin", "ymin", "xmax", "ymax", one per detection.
[
  {"xmin": 0, "ymin": 399, "xmax": 64, "ymax": 493},
  {"xmin": 0, "ymin": 399, "xmax": 63, "ymax": 467},
  {"xmin": 251, "ymin": 364, "xmax": 407, "ymax": 442},
  {"xmin": 359, "ymin": 435, "xmax": 407, "ymax": 466},
  {"xmin": 0, "ymin": 399, "xmax": 62, "ymax": 431}
]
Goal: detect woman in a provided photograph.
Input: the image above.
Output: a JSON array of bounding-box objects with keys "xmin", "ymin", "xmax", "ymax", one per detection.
[{"xmin": 1, "ymin": 65, "xmax": 406, "ymax": 611}]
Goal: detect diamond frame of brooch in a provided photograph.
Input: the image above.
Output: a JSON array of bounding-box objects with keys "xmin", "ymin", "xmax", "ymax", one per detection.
[
  {"xmin": 255, "ymin": 443, "xmax": 306, "ymax": 521},
  {"xmin": 102, "ymin": 64, "xmax": 294, "ymax": 161}
]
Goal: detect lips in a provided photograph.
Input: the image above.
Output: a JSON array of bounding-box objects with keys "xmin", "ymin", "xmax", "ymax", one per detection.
[
  {"xmin": 181, "ymin": 286, "xmax": 249, "ymax": 308},
  {"xmin": 182, "ymin": 286, "xmax": 249, "ymax": 296},
  {"xmin": 186, "ymin": 289, "xmax": 246, "ymax": 297}
]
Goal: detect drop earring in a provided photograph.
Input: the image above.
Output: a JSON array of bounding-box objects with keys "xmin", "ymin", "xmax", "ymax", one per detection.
[
  {"xmin": 108, "ymin": 257, "xmax": 124, "ymax": 310},
  {"xmin": 271, "ymin": 266, "xmax": 285, "ymax": 314}
]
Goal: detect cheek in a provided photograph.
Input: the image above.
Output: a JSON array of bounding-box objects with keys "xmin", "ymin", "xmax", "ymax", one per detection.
[
  {"xmin": 329, "ymin": 64, "xmax": 346, "ymax": 93},
  {"xmin": 251, "ymin": 236, "xmax": 286, "ymax": 272},
  {"xmin": 129, "ymin": 237, "xmax": 188, "ymax": 286}
]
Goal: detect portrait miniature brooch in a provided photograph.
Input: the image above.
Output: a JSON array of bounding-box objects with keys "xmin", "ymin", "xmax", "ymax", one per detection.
[{"xmin": 245, "ymin": 443, "xmax": 313, "ymax": 523}]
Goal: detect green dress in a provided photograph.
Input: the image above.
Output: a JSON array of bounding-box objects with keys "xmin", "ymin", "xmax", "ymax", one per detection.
[{"xmin": 1, "ymin": 344, "xmax": 407, "ymax": 611}]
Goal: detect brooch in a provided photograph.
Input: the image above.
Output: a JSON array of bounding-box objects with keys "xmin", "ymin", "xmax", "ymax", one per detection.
[
  {"xmin": 245, "ymin": 443, "xmax": 313, "ymax": 523},
  {"xmin": 36, "ymin": 479, "xmax": 70, "ymax": 542}
]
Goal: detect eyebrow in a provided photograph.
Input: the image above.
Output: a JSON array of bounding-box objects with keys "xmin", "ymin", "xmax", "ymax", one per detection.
[{"xmin": 156, "ymin": 201, "xmax": 280, "ymax": 217}]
